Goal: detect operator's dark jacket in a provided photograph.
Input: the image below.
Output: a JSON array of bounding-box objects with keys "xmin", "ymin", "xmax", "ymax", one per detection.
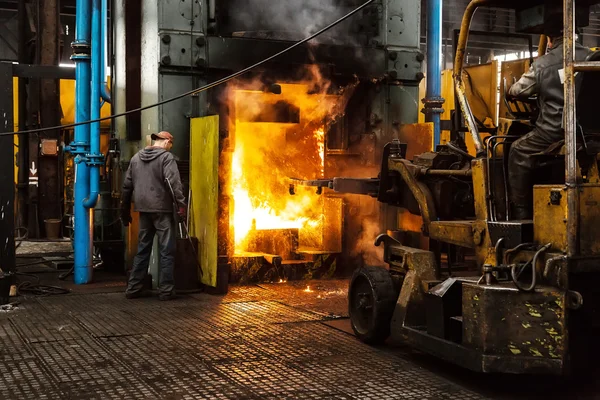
[
  {"xmin": 508, "ymin": 38, "xmax": 591, "ymax": 141},
  {"xmin": 507, "ymin": 38, "xmax": 591, "ymax": 218},
  {"xmin": 121, "ymin": 147, "xmax": 186, "ymax": 212}
]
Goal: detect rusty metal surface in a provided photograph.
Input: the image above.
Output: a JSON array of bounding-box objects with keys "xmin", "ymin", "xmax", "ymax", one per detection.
[
  {"xmin": 462, "ymin": 283, "xmax": 566, "ymax": 364},
  {"xmin": 564, "ymin": 0, "xmax": 580, "ymax": 257}
]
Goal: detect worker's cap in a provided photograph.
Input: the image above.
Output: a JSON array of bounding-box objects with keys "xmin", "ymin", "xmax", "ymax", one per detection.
[{"xmin": 151, "ymin": 131, "xmax": 174, "ymax": 142}]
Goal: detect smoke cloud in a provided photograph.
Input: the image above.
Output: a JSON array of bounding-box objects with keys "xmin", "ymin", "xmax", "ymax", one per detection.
[
  {"xmin": 352, "ymin": 218, "xmax": 386, "ymax": 268},
  {"xmin": 224, "ymin": 0, "xmax": 368, "ymax": 46}
]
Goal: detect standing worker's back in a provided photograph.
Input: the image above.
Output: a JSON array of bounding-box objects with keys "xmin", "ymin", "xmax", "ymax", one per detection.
[{"xmin": 121, "ymin": 131, "xmax": 186, "ymax": 300}]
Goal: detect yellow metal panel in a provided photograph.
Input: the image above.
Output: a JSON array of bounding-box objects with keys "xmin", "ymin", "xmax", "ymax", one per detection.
[
  {"xmin": 60, "ymin": 79, "xmax": 112, "ymax": 128},
  {"xmin": 533, "ymin": 185, "xmax": 567, "ymax": 253},
  {"xmin": 440, "ymin": 70, "xmax": 455, "ymax": 145},
  {"xmin": 578, "ymin": 184, "xmax": 600, "ymax": 256},
  {"xmin": 429, "ymin": 221, "xmax": 475, "ymax": 248},
  {"xmin": 439, "ymin": 64, "xmax": 498, "ymax": 156},
  {"xmin": 190, "ymin": 116, "xmax": 219, "ymax": 287}
]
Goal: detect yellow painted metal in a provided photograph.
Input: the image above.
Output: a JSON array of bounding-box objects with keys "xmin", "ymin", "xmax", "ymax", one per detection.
[
  {"xmin": 470, "ymin": 159, "xmax": 493, "ymax": 266},
  {"xmin": 189, "ymin": 115, "xmax": 219, "ymax": 287},
  {"xmin": 438, "ymin": 63, "xmax": 498, "ymax": 156},
  {"xmin": 533, "ymin": 185, "xmax": 568, "ymax": 253},
  {"xmin": 429, "ymin": 220, "xmax": 476, "ymax": 248},
  {"xmin": 531, "ymin": 183, "xmax": 600, "ymax": 256},
  {"xmin": 440, "ymin": 70, "xmax": 455, "ymax": 145},
  {"xmin": 13, "ymin": 77, "xmax": 18, "ymax": 185},
  {"xmin": 60, "ymin": 79, "xmax": 112, "ymax": 127}
]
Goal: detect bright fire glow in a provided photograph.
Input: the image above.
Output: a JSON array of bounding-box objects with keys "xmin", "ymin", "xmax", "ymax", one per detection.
[
  {"xmin": 304, "ymin": 286, "xmax": 312, "ymax": 293},
  {"xmin": 230, "ymin": 74, "xmax": 341, "ymax": 253},
  {"xmin": 315, "ymin": 128, "xmax": 325, "ymax": 177}
]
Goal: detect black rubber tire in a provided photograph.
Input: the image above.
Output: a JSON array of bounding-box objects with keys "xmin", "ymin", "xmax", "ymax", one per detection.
[{"xmin": 348, "ymin": 266, "xmax": 398, "ymax": 345}]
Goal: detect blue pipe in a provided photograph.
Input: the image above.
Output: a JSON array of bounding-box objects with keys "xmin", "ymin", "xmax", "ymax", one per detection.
[
  {"xmin": 72, "ymin": 0, "xmax": 93, "ymax": 284},
  {"xmin": 424, "ymin": 0, "xmax": 444, "ymax": 149},
  {"xmin": 84, "ymin": 0, "xmax": 101, "ymax": 210},
  {"xmin": 100, "ymin": 0, "xmax": 111, "ymax": 103}
]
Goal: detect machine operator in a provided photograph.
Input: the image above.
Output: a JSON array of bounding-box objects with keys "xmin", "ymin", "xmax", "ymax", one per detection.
[
  {"xmin": 507, "ymin": 29, "xmax": 591, "ymax": 220},
  {"xmin": 120, "ymin": 131, "xmax": 186, "ymax": 301}
]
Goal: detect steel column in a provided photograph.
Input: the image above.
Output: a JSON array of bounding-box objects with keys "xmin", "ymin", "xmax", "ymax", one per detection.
[
  {"xmin": 563, "ymin": 0, "xmax": 578, "ymax": 257},
  {"xmin": 16, "ymin": 0, "xmax": 28, "ymax": 233},
  {"xmin": 424, "ymin": 0, "xmax": 444, "ymax": 148},
  {"xmin": 38, "ymin": 0, "xmax": 62, "ymax": 233}
]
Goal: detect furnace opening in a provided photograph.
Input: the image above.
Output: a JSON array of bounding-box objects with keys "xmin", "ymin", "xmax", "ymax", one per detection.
[{"xmin": 228, "ymin": 67, "xmax": 349, "ymax": 281}]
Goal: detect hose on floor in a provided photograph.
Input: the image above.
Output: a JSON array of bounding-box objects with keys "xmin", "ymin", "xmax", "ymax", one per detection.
[{"xmin": 15, "ymin": 273, "xmax": 71, "ymax": 296}]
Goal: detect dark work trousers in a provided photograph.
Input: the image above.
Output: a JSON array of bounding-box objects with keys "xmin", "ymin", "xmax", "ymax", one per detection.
[
  {"xmin": 126, "ymin": 212, "xmax": 176, "ymax": 296},
  {"xmin": 508, "ymin": 129, "xmax": 558, "ymax": 219}
]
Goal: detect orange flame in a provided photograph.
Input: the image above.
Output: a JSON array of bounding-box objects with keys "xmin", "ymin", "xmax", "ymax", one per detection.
[{"xmin": 230, "ymin": 72, "xmax": 341, "ymax": 253}]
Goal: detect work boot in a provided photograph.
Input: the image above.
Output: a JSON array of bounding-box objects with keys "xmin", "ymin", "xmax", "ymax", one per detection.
[
  {"xmin": 158, "ymin": 293, "xmax": 177, "ymax": 301},
  {"xmin": 125, "ymin": 290, "xmax": 152, "ymax": 300}
]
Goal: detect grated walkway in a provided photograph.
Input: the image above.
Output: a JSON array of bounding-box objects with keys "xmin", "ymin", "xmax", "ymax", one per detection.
[{"xmin": 0, "ymin": 278, "xmax": 596, "ymax": 399}]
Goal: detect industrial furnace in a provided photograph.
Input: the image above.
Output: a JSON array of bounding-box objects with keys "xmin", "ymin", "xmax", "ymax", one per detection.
[{"xmin": 113, "ymin": 0, "xmax": 425, "ymax": 288}]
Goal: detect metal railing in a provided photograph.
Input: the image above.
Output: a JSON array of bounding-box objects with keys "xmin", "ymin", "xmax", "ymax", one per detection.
[{"xmin": 563, "ymin": 0, "xmax": 591, "ymax": 257}]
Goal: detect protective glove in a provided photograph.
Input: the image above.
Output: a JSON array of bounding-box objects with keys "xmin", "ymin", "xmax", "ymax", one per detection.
[
  {"xmin": 177, "ymin": 206, "xmax": 187, "ymax": 222},
  {"xmin": 121, "ymin": 206, "xmax": 132, "ymax": 227}
]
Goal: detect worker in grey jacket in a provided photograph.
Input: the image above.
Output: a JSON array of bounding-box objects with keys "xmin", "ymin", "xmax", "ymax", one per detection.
[
  {"xmin": 507, "ymin": 31, "xmax": 591, "ymax": 220},
  {"xmin": 121, "ymin": 131, "xmax": 186, "ymax": 300}
]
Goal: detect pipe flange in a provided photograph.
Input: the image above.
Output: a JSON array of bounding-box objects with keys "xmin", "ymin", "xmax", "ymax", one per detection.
[
  {"xmin": 421, "ymin": 107, "xmax": 445, "ymax": 114},
  {"xmin": 67, "ymin": 141, "xmax": 89, "ymax": 156},
  {"xmin": 71, "ymin": 54, "xmax": 91, "ymax": 61},
  {"xmin": 422, "ymin": 96, "xmax": 445, "ymax": 107},
  {"xmin": 85, "ymin": 154, "xmax": 104, "ymax": 166}
]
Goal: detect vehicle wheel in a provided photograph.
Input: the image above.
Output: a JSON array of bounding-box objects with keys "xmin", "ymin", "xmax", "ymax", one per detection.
[{"xmin": 348, "ymin": 266, "xmax": 398, "ymax": 345}]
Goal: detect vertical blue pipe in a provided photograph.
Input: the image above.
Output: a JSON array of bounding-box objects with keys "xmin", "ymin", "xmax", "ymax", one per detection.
[
  {"xmin": 72, "ymin": 0, "xmax": 93, "ymax": 284},
  {"xmin": 84, "ymin": 0, "xmax": 101, "ymax": 209},
  {"xmin": 100, "ymin": 0, "xmax": 111, "ymax": 103},
  {"xmin": 425, "ymin": 0, "xmax": 444, "ymax": 149}
]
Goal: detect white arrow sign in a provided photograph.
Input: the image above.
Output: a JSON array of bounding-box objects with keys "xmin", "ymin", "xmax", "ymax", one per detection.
[{"xmin": 29, "ymin": 162, "xmax": 37, "ymax": 176}]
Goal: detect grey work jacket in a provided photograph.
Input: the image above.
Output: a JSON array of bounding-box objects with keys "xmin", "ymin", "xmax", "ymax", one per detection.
[{"xmin": 508, "ymin": 39, "xmax": 591, "ymax": 141}]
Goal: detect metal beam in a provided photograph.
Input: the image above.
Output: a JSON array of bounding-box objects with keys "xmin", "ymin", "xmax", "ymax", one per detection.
[
  {"xmin": 12, "ymin": 64, "xmax": 75, "ymax": 79},
  {"xmin": 38, "ymin": 0, "xmax": 62, "ymax": 234}
]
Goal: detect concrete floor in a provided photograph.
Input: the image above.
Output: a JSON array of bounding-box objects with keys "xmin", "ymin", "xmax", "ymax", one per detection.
[{"xmin": 1, "ymin": 269, "xmax": 599, "ymax": 399}]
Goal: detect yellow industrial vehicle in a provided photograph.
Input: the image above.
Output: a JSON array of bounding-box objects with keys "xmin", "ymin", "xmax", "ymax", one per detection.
[{"xmin": 292, "ymin": 0, "xmax": 600, "ymax": 375}]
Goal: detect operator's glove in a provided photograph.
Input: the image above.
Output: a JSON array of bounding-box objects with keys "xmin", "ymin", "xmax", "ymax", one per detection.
[
  {"xmin": 121, "ymin": 204, "xmax": 132, "ymax": 227},
  {"xmin": 177, "ymin": 206, "xmax": 187, "ymax": 222}
]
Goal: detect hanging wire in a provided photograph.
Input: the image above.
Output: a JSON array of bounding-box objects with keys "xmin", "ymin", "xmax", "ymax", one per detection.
[{"xmin": 2, "ymin": 0, "xmax": 375, "ymax": 138}]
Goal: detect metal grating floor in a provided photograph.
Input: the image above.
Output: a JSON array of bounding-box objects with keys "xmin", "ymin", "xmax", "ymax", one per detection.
[{"xmin": 1, "ymin": 278, "xmax": 590, "ymax": 399}]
